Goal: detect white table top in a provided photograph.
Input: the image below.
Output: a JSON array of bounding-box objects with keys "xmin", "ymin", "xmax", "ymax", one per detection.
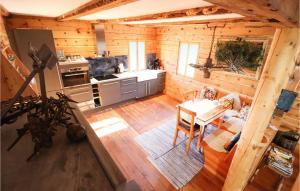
[{"xmin": 178, "ymin": 99, "xmax": 226, "ymax": 125}]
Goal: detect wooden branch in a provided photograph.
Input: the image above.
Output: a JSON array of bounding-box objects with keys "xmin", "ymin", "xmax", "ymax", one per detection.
[
  {"xmin": 205, "ymin": 0, "xmax": 299, "ymax": 27},
  {"xmin": 106, "ymin": 6, "xmax": 232, "ymax": 23},
  {"xmin": 57, "ymin": 0, "xmax": 137, "ymax": 21},
  {"xmin": 223, "ymin": 28, "xmax": 300, "ymax": 191}
]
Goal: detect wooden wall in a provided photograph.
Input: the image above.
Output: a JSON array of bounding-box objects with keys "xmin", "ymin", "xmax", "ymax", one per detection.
[
  {"xmin": 156, "ymin": 24, "xmax": 275, "ymax": 100},
  {"xmin": 104, "ymin": 24, "xmax": 156, "ymax": 56},
  {"xmin": 5, "ymin": 15, "xmax": 97, "ymax": 57},
  {"xmin": 281, "ymin": 66, "xmax": 300, "ymax": 133}
]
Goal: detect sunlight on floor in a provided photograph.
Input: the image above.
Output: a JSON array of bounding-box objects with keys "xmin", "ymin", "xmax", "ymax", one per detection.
[{"xmin": 90, "ymin": 117, "xmax": 128, "ymax": 137}]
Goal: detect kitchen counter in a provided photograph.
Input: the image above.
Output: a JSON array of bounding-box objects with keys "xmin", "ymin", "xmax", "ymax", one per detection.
[{"xmin": 90, "ymin": 69, "xmax": 166, "ymax": 84}]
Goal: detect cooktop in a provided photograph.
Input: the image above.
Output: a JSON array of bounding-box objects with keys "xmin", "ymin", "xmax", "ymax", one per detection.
[{"xmin": 94, "ymin": 74, "xmax": 118, "ymax": 81}]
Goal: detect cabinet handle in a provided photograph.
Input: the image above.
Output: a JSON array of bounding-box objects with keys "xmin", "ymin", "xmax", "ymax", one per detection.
[
  {"xmin": 145, "ymin": 83, "xmax": 147, "ymax": 95},
  {"xmin": 122, "ymin": 78, "xmax": 136, "ymax": 82},
  {"xmin": 64, "ymin": 72, "xmax": 86, "ymax": 77},
  {"xmin": 102, "ymin": 81, "xmax": 119, "ymax": 86},
  {"xmin": 148, "ymin": 82, "xmax": 150, "ymax": 94},
  {"xmin": 66, "ymin": 86, "xmax": 89, "ymax": 92},
  {"xmin": 70, "ymin": 91, "xmax": 90, "ymax": 96},
  {"xmin": 122, "ymin": 90, "xmax": 136, "ymax": 94},
  {"xmin": 122, "ymin": 82, "xmax": 136, "ymax": 86}
]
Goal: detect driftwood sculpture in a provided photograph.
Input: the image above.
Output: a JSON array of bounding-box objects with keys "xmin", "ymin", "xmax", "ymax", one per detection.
[{"xmin": 1, "ymin": 43, "xmax": 85, "ymax": 161}]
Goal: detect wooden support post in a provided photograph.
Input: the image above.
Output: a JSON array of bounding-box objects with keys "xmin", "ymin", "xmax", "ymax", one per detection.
[{"xmin": 223, "ymin": 28, "xmax": 300, "ymax": 191}]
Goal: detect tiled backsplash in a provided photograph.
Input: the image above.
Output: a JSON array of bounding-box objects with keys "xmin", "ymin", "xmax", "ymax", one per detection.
[
  {"xmin": 87, "ymin": 53, "xmax": 157, "ymax": 77},
  {"xmin": 87, "ymin": 55, "xmax": 128, "ymax": 77}
]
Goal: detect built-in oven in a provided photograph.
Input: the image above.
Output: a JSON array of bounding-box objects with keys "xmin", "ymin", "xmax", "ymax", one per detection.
[{"xmin": 60, "ymin": 66, "xmax": 90, "ymax": 87}]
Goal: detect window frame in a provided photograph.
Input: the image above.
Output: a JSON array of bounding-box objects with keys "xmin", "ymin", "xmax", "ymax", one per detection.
[
  {"xmin": 128, "ymin": 40, "xmax": 146, "ymax": 72},
  {"xmin": 176, "ymin": 42, "xmax": 199, "ymax": 78}
]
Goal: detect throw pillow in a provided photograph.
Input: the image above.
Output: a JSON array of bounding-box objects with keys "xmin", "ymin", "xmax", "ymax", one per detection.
[
  {"xmin": 239, "ymin": 105, "xmax": 250, "ymax": 121},
  {"xmin": 200, "ymin": 87, "xmax": 217, "ymax": 100},
  {"xmin": 219, "ymin": 97, "xmax": 234, "ymax": 109},
  {"xmin": 223, "ymin": 93, "xmax": 242, "ymax": 111},
  {"xmin": 224, "ymin": 131, "xmax": 241, "ymax": 152}
]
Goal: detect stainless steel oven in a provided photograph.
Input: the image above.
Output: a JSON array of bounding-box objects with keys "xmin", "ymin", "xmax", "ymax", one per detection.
[{"xmin": 60, "ymin": 66, "xmax": 90, "ymax": 87}]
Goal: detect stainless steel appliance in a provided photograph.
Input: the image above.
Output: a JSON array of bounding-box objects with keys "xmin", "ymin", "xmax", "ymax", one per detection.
[
  {"xmin": 9, "ymin": 29, "xmax": 63, "ymax": 97},
  {"xmin": 60, "ymin": 66, "xmax": 90, "ymax": 87}
]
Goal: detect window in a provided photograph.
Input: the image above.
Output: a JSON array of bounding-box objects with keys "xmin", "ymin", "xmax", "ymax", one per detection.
[
  {"xmin": 129, "ymin": 41, "xmax": 145, "ymax": 71},
  {"xmin": 177, "ymin": 43, "xmax": 199, "ymax": 78}
]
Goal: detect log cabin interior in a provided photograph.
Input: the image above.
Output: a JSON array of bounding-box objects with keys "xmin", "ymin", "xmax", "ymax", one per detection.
[{"xmin": 0, "ymin": 0, "xmax": 299, "ymax": 191}]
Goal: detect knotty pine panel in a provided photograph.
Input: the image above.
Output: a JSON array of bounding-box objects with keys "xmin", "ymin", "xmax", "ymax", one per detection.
[
  {"xmin": 156, "ymin": 24, "xmax": 275, "ymax": 99},
  {"xmin": 5, "ymin": 15, "xmax": 97, "ymax": 57},
  {"xmin": 104, "ymin": 24, "xmax": 157, "ymax": 56}
]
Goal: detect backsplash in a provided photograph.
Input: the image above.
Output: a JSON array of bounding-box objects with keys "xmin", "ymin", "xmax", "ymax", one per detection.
[
  {"xmin": 146, "ymin": 53, "xmax": 157, "ymax": 69},
  {"xmin": 87, "ymin": 55, "xmax": 128, "ymax": 77}
]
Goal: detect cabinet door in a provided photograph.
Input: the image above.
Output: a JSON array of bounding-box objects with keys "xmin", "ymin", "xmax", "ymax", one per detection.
[
  {"xmin": 148, "ymin": 79, "xmax": 158, "ymax": 96},
  {"xmin": 157, "ymin": 73, "xmax": 165, "ymax": 92},
  {"xmin": 99, "ymin": 80, "xmax": 121, "ymax": 106},
  {"xmin": 137, "ymin": 81, "xmax": 147, "ymax": 98}
]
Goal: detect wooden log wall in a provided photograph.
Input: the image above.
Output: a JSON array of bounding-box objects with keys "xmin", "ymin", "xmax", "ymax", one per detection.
[
  {"xmin": 156, "ymin": 24, "xmax": 275, "ymax": 100},
  {"xmin": 281, "ymin": 66, "xmax": 300, "ymax": 133},
  {"xmin": 1, "ymin": 15, "xmax": 37, "ymax": 100},
  {"xmin": 5, "ymin": 15, "xmax": 97, "ymax": 57},
  {"xmin": 104, "ymin": 24, "xmax": 157, "ymax": 56}
]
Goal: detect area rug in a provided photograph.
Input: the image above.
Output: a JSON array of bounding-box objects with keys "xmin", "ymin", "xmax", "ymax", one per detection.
[{"xmin": 135, "ymin": 120, "xmax": 217, "ymax": 189}]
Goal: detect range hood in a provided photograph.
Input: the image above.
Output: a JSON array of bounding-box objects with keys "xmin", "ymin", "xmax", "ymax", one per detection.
[{"xmin": 95, "ymin": 24, "xmax": 106, "ymax": 56}]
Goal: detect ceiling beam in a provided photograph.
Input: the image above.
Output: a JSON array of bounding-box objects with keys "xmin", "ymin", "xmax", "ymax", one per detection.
[
  {"xmin": 57, "ymin": 0, "xmax": 137, "ymax": 21},
  {"xmin": 204, "ymin": 0, "xmax": 299, "ymax": 27},
  {"xmin": 106, "ymin": 6, "xmax": 233, "ymax": 24},
  {"xmin": 0, "ymin": 4, "xmax": 10, "ymax": 17}
]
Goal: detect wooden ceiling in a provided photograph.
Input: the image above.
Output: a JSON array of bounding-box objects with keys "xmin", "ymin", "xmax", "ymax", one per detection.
[{"xmin": 2, "ymin": 0, "xmax": 299, "ymax": 27}]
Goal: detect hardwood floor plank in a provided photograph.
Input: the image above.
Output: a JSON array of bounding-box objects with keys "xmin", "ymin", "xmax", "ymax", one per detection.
[{"xmin": 84, "ymin": 94, "xmax": 298, "ymax": 191}]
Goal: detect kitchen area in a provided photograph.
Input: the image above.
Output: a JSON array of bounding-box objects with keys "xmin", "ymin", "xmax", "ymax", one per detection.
[
  {"xmin": 60, "ymin": 55, "xmax": 165, "ymax": 111},
  {"xmin": 7, "ymin": 22, "xmax": 165, "ymax": 112}
]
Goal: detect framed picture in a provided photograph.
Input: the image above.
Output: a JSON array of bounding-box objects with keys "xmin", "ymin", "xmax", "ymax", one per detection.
[{"xmin": 215, "ymin": 37, "xmax": 271, "ymax": 80}]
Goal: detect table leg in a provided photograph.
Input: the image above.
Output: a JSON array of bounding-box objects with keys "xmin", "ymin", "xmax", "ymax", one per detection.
[{"xmin": 197, "ymin": 125, "xmax": 205, "ymax": 150}]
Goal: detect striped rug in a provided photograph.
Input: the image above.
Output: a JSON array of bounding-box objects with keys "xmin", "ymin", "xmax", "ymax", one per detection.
[{"xmin": 135, "ymin": 120, "xmax": 217, "ymax": 189}]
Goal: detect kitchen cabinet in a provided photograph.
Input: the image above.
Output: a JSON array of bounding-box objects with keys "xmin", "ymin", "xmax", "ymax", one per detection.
[
  {"xmin": 64, "ymin": 84, "xmax": 93, "ymax": 103},
  {"xmin": 120, "ymin": 77, "xmax": 137, "ymax": 101},
  {"xmin": 99, "ymin": 80, "xmax": 121, "ymax": 106},
  {"xmin": 157, "ymin": 72, "xmax": 165, "ymax": 93},
  {"xmin": 137, "ymin": 81, "xmax": 147, "ymax": 98},
  {"xmin": 137, "ymin": 79, "xmax": 160, "ymax": 98}
]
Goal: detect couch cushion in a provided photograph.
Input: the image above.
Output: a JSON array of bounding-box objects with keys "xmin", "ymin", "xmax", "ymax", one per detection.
[
  {"xmin": 222, "ymin": 116, "xmax": 244, "ymax": 134},
  {"xmin": 222, "ymin": 93, "xmax": 242, "ymax": 111},
  {"xmin": 224, "ymin": 132, "xmax": 241, "ymax": 152}
]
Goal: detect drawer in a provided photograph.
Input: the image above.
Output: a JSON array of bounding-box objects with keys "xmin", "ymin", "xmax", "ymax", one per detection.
[
  {"xmin": 120, "ymin": 77, "xmax": 137, "ymax": 85},
  {"xmin": 121, "ymin": 83, "xmax": 137, "ymax": 92},
  {"xmin": 69, "ymin": 91, "xmax": 93, "ymax": 103},
  {"xmin": 121, "ymin": 90, "xmax": 137, "ymax": 101},
  {"xmin": 64, "ymin": 84, "xmax": 91, "ymax": 95}
]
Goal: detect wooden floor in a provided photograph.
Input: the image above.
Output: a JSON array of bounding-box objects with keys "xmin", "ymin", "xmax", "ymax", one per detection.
[
  {"xmin": 1, "ymin": 115, "xmax": 114, "ymax": 191},
  {"xmin": 85, "ymin": 94, "xmax": 298, "ymax": 191}
]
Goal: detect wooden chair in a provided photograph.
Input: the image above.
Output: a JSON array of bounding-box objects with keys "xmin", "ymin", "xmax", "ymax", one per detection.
[
  {"xmin": 173, "ymin": 105, "xmax": 200, "ymax": 154},
  {"xmin": 177, "ymin": 87, "xmax": 200, "ymax": 102}
]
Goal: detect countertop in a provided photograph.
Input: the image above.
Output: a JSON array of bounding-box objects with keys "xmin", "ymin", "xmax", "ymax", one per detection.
[{"xmin": 90, "ymin": 69, "xmax": 166, "ymax": 84}]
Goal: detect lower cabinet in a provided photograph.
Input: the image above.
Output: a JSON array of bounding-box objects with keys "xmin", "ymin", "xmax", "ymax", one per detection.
[
  {"xmin": 99, "ymin": 80, "xmax": 121, "ymax": 106},
  {"xmin": 137, "ymin": 81, "xmax": 147, "ymax": 98},
  {"xmin": 137, "ymin": 79, "xmax": 160, "ymax": 98},
  {"xmin": 120, "ymin": 77, "xmax": 137, "ymax": 101},
  {"xmin": 64, "ymin": 84, "xmax": 93, "ymax": 103}
]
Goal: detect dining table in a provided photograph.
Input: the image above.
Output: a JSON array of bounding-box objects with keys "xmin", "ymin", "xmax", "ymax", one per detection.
[{"xmin": 178, "ymin": 98, "xmax": 228, "ymax": 150}]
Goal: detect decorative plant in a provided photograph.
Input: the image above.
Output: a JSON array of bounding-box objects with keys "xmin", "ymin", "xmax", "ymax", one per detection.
[{"xmin": 215, "ymin": 38, "xmax": 264, "ymax": 74}]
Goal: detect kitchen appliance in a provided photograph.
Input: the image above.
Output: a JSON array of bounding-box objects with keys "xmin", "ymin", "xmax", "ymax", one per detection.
[
  {"xmin": 60, "ymin": 65, "xmax": 90, "ymax": 87},
  {"xmin": 9, "ymin": 29, "xmax": 63, "ymax": 97},
  {"xmin": 118, "ymin": 63, "xmax": 125, "ymax": 73}
]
